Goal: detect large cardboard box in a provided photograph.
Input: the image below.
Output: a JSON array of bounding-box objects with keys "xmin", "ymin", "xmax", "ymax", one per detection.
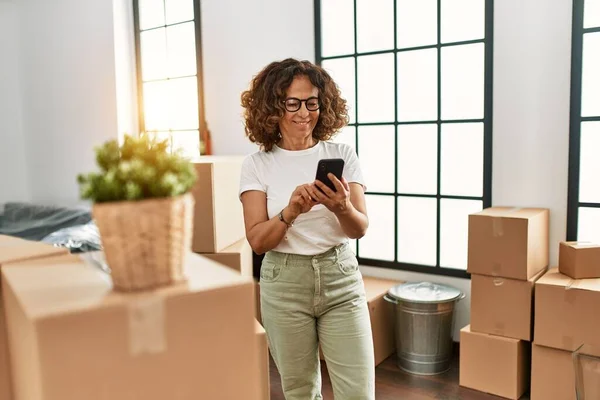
[
  {"xmin": 467, "ymin": 207, "xmax": 549, "ymax": 280},
  {"xmin": 459, "ymin": 325, "xmax": 530, "ymax": 399},
  {"xmin": 0, "ymin": 235, "xmax": 28, "ymax": 246},
  {"xmin": 364, "ymin": 276, "xmax": 401, "ymax": 366},
  {"xmin": 319, "ymin": 276, "xmax": 401, "ymax": 367},
  {"xmin": 0, "ymin": 236, "xmax": 68, "ymax": 400},
  {"xmin": 559, "ymin": 241, "xmax": 600, "ymax": 279},
  {"xmin": 255, "ymin": 281, "xmax": 261, "ymax": 323},
  {"xmin": 202, "ymin": 238, "xmax": 253, "ymax": 277},
  {"xmin": 470, "ymin": 267, "xmax": 546, "ymax": 340},
  {"xmin": 534, "ymin": 268, "xmax": 600, "ymax": 356},
  {"xmin": 531, "ymin": 343, "xmax": 600, "ymax": 400},
  {"xmin": 191, "ymin": 156, "xmax": 245, "ymax": 253},
  {"xmin": 255, "ymin": 320, "xmax": 270, "ymax": 400},
  {"xmin": 2, "ymin": 252, "xmax": 261, "ymax": 400}
]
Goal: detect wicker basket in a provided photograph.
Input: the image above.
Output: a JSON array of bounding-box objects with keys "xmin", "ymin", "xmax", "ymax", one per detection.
[{"xmin": 92, "ymin": 193, "xmax": 194, "ymax": 291}]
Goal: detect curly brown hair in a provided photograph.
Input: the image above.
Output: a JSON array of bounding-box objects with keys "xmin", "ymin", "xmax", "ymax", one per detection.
[{"xmin": 241, "ymin": 58, "xmax": 349, "ymax": 152}]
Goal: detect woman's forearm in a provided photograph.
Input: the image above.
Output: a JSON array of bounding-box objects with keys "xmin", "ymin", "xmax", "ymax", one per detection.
[
  {"xmin": 247, "ymin": 207, "xmax": 296, "ymax": 254},
  {"xmin": 335, "ymin": 204, "xmax": 368, "ymax": 239}
]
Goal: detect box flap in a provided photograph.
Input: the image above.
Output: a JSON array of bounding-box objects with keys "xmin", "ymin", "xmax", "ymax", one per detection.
[
  {"xmin": 537, "ymin": 268, "xmax": 600, "ymax": 291},
  {"xmin": 219, "ymin": 238, "xmax": 250, "ymax": 254},
  {"xmin": 563, "ymin": 241, "xmax": 600, "ymax": 250},
  {"xmin": 363, "ymin": 276, "xmax": 403, "ymax": 301},
  {"xmin": 0, "ymin": 235, "xmax": 27, "ymax": 246},
  {"xmin": 1, "ymin": 253, "xmax": 253, "ymax": 319},
  {"xmin": 0, "ymin": 241, "xmax": 67, "ymax": 265},
  {"xmin": 529, "ymin": 266, "xmax": 549, "ymax": 283},
  {"xmin": 461, "ymin": 325, "xmax": 521, "ymax": 343},
  {"xmin": 474, "ymin": 207, "xmax": 547, "ymax": 219},
  {"xmin": 254, "ymin": 320, "xmax": 265, "ymax": 335}
]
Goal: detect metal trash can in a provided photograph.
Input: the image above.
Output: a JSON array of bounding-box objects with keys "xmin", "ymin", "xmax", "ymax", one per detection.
[{"xmin": 384, "ymin": 282, "xmax": 465, "ymax": 375}]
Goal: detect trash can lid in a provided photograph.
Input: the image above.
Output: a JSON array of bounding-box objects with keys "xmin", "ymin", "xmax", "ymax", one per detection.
[{"xmin": 387, "ymin": 281, "xmax": 463, "ymax": 304}]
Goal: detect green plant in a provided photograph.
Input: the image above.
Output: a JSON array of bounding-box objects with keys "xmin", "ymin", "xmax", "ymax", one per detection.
[{"xmin": 77, "ymin": 134, "xmax": 197, "ymax": 202}]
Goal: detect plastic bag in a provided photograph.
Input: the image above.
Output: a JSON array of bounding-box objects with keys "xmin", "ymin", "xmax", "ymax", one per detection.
[
  {"xmin": 0, "ymin": 202, "xmax": 92, "ymax": 241},
  {"xmin": 41, "ymin": 222, "xmax": 102, "ymax": 253}
]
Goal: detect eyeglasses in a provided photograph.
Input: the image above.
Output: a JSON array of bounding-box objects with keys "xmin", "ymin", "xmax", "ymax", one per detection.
[{"xmin": 282, "ymin": 97, "xmax": 320, "ymax": 112}]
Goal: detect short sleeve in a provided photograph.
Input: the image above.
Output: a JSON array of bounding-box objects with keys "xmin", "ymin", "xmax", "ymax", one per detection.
[
  {"xmin": 341, "ymin": 145, "xmax": 366, "ymax": 191},
  {"xmin": 239, "ymin": 155, "xmax": 266, "ymax": 199}
]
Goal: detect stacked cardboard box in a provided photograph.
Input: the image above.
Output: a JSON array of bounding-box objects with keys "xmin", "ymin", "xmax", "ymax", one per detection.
[
  {"xmin": 255, "ymin": 320, "xmax": 270, "ymax": 400},
  {"xmin": 189, "ymin": 156, "xmax": 268, "ymax": 398},
  {"xmin": 1, "ymin": 251, "xmax": 263, "ymax": 400},
  {"xmin": 189, "ymin": 156, "xmax": 258, "ymax": 312},
  {"xmin": 460, "ymin": 207, "xmax": 549, "ymax": 399},
  {"xmin": 190, "ymin": 156, "xmax": 251, "ymax": 275},
  {"xmin": 531, "ymin": 241, "xmax": 600, "ymax": 399},
  {"xmin": 0, "ymin": 236, "xmax": 69, "ymax": 400},
  {"xmin": 319, "ymin": 276, "xmax": 403, "ymax": 367}
]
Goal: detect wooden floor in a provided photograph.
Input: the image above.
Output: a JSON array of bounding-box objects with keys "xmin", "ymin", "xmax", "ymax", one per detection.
[{"xmin": 269, "ymin": 351, "xmax": 531, "ymax": 400}]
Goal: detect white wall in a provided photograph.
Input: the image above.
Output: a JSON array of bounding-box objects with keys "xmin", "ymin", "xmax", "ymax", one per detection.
[
  {"xmin": 17, "ymin": 0, "xmax": 121, "ymax": 205},
  {"xmin": 0, "ymin": 0, "xmax": 313, "ymax": 202},
  {"xmin": 112, "ymin": 0, "xmax": 139, "ymax": 143},
  {"xmin": 492, "ymin": 0, "xmax": 572, "ymax": 267},
  {"xmin": 0, "ymin": 1, "xmax": 31, "ymax": 204},
  {"xmin": 201, "ymin": 0, "xmax": 315, "ymax": 156},
  {"xmin": 362, "ymin": 0, "xmax": 573, "ymax": 341}
]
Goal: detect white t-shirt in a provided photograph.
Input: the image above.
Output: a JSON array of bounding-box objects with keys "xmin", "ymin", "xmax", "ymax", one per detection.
[{"xmin": 239, "ymin": 140, "xmax": 366, "ymax": 256}]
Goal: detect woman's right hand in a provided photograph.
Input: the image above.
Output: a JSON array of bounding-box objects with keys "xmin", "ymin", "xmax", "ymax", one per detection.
[{"xmin": 287, "ymin": 183, "xmax": 320, "ymax": 218}]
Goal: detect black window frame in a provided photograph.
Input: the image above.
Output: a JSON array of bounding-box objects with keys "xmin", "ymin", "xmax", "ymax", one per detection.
[
  {"xmin": 567, "ymin": 0, "xmax": 600, "ymax": 241},
  {"xmin": 132, "ymin": 0, "xmax": 207, "ymax": 152},
  {"xmin": 314, "ymin": 0, "xmax": 494, "ymax": 279}
]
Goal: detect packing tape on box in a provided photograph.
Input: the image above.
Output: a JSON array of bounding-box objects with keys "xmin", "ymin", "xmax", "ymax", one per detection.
[
  {"xmin": 491, "ymin": 207, "xmax": 523, "ymax": 238},
  {"xmin": 565, "ymin": 280, "xmax": 579, "ymax": 305},
  {"xmin": 128, "ymin": 294, "xmax": 167, "ymax": 356},
  {"xmin": 492, "ymin": 262, "xmax": 502, "ymax": 276},
  {"xmin": 494, "ymin": 322, "xmax": 505, "ymax": 335},
  {"xmin": 492, "ymin": 217, "xmax": 504, "ymax": 237}
]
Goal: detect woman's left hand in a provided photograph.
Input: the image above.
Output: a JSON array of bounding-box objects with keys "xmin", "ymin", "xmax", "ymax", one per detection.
[{"xmin": 309, "ymin": 174, "xmax": 352, "ymax": 215}]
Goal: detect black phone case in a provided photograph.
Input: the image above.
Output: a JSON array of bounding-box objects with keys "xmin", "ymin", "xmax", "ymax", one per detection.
[{"xmin": 315, "ymin": 158, "xmax": 345, "ymax": 192}]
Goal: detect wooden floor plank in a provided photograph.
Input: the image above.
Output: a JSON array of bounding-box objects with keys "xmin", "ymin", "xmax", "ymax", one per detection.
[{"xmin": 269, "ymin": 351, "xmax": 531, "ymax": 400}]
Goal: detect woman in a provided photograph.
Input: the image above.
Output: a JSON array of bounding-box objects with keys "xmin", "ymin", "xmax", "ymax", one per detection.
[{"xmin": 239, "ymin": 58, "xmax": 374, "ymax": 400}]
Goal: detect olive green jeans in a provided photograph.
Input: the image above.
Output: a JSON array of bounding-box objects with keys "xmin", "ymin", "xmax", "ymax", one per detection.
[{"xmin": 260, "ymin": 242, "xmax": 375, "ymax": 400}]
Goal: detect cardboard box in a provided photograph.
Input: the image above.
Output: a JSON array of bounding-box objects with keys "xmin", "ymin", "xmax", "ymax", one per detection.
[
  {"xmin": 467, "ymin": 207, "xmax": 549, "ymax": 280},
  {"xmin": 255, "ymin": 320, "xmax": 270, "ymax": 400},
  {"xmin": 459, "ymin": 325, "xmax": 530, "ymax": 400},
  {"xmin": 201, "ymin": 238, "xmax": 252, "ymax": 277},
  {"xmin": 559, "ymin": 241, "xmax": 600, "ymax": 279},
  {"xmin": 320, "ymin": 276, "xmax": 401, "ymax": 367},
  {"xmin": 531, "ymin": 343, "xmax": 600, "ymax": 400},
  {"xmin": 470, "ymin": 267, "xmax": 546, "ymax": 340},
  {"xmin": 0, "ymin": 235, "xmax": 28, "ymax": 246},
  {"xmin": 255, "ymin": 281, "xmax": 261, "ymax": 323},
  {"xmin": 2, "ymin": 252, "xmax": 261, "ymax": 400},
  {"xmin": 0, "ymin": 237, "xmax": 68, "ymax": 400},
  {"xmin": 191, "ymin": 156, "xmax": 245, "ymax": 253},
  {"xmin": 534, "ymin": 268, "xmax": 600, "ymax": 357}
]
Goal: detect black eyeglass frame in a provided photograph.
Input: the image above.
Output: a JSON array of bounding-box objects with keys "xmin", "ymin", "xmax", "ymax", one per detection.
[{"xmin": 282, "ymin": 96, "xmax": 321, "ymax": 112}]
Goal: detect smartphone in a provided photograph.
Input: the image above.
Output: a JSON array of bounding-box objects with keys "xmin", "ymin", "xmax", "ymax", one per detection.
[{"xmin": 315, "ymin": 158, "xmax": 345, "ymax": 192}]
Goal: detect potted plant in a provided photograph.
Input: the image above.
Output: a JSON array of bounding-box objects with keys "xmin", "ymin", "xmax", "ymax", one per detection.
[{"xmin": 77, "ymin": 134, "xmax": 197, "ymax": 291}]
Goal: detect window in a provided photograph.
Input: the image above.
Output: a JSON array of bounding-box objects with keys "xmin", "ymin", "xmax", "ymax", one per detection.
[
  {"xmin": 567, "ymin": 0, "xmax": 600, "ymax": 243},
  {"xmin": 133, "ymin": 0, "xmax": 207, "ymax": 158},
  {"xmin": 315, "ymin": 0, "xmax": 493, "ymax": 278}
]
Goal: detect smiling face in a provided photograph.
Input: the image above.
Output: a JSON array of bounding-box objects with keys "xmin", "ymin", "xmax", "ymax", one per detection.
[{"xmin": 278, "ymin": 75, "xmax": 320, "ymax": 146}]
